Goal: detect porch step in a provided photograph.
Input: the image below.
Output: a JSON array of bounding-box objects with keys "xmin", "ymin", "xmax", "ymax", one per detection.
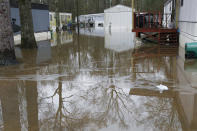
[{"xmin": 159, "ymin": 32, "xmax": 179, "ymax": 45}]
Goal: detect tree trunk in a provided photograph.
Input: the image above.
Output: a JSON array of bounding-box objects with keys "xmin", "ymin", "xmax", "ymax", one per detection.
[
  {"xmin": 26, "ymin": 81, "xmax": 39, "ymax": 131},
  {"xmin": 76, "ymin": 0, "xmax": 79, "ymax": 34},
  {"xmin": 0, "ymin": 0, "xmax": 17, "ymax": 65},
  {"xmin": 55, "ymin": 12, "xmax": 60, "ymax": 31},
  {"xmin": 55, "ymin": 0, "xmax": 60, "ymax": 32},
  {"xmin": 18, "ymin": 0, "xmax": 37, "ymax": 48}
]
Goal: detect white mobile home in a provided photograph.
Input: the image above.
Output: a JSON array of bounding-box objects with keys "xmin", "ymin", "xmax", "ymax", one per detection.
[
  {"xmin": 164, "ymin": 0, "xmax": 197, "ymax": 48},
  {"xmin": 49, "ymin": 12, "xmax": 72, "ymax": 31},
  {"xmin": 77, "ymin": 13, "xmax": 104, "ymax": 28},
  {"xmin": 50, "ymin": 31, "xmax": 73, "ymax": 47},
  {"xmin": 104, "ymin": 5, "xmax": 132, "ymax": 32}
]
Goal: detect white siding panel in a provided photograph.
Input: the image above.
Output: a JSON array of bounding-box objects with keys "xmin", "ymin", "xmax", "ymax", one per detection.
[
  {"xmin": 177, "ymin": 0, "xmax": 197, "ymax": 48},
  {"xmin": 32, "ymin": 9, "xmax": 49, "ymax": 32},
  {"xmin": 10, "ymin": 8, "xmax": 20, "ymax": 26},
  {"xmin": 104, "ymin": 5, "xmax": 132, "ymax": 32},
  {"xmin": 179, "ymin": 0, "xmax": 197, "ymax": 22}
]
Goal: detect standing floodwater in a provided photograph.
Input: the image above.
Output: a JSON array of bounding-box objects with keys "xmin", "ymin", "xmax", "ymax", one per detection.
[{"xmin": 0, "ymin": 30, "xmax": 196, "ymax": 131}]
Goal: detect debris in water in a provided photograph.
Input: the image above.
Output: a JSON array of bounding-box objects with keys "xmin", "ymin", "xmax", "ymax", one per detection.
[{"xmin": 156, "ymin": 84, "xmax": 168, "ymax": 93}]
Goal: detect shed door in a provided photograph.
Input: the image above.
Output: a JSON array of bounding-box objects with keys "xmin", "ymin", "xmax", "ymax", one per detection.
[{"xmin": 111, "ymin": 13, "xmax": 121, "ymax": 31}]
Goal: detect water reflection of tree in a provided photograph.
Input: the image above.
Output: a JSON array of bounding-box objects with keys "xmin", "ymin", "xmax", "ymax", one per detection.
[
  {"xmin": 81, "ymin": 82, "xmax": 134, "ymax": 129},
  {"xmin": 0, "ymin": 50, "xmax": 40, "ymax": 131},
  {"xmin": 25, "ymin": 81, "xmax": 39, "ymax": 131},
  {"xmin": 40, "ymin": 80, "xmax": 134, "ymax": 130},
  {"xmin": 133, "ymin": 96, "xmax": 181, "ymax": 131},
  {"xmin": 0, "ymin": 81, "xmax": 39, "ymax": 131},
  {"xmin": 130, "ymin": 89, "xmax": 182, "ymax": 130},
  {"xmin": 36, "ymin": 33, "xmax": 136, "ymax": 130},
  {"xmin": 131, "ymin": 46, "xmax": 181, "ymax": 131},
  {"xmin": 39, "ymin": 81, "xmax": 88, "ymax": 131},
  {"xmin": 38, "ymin": 36, "xmax": 135, "ymax": 130},
  {"xmin": 0, "ymin": 81, "xmax": 21, "ymax": 131}
]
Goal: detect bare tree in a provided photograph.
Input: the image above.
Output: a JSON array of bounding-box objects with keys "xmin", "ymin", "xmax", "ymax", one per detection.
[
  {"xmin": 0, "ymin": 0, "xmax": 16, "ymax": 65},
  {"xmin": 18, "ymin": 0, "xmax": 37, "ymax": 48}
]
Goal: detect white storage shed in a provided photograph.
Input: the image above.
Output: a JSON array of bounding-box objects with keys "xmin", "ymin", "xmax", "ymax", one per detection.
[{"xmin": 104, "ymin": 5, "xmax": 132, "ymax": 32}]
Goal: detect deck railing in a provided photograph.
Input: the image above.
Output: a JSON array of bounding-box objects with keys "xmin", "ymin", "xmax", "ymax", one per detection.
[{"xmin": 133, "ymin": 12, "xmax": 175, "ymax": 29}]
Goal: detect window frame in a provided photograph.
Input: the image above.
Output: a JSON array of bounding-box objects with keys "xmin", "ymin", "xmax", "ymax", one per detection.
[{"xmin": 181, "ymin": 0, "xmax": 184, "ymax": 7}]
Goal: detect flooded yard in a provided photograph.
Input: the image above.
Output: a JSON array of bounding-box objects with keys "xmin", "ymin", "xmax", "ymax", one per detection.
[{"xmin": 0, "ymin": 30, "xmax": 197, "ymax": 131}]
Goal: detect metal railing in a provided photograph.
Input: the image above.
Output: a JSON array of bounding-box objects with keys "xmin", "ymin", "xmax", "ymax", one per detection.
[{"xmin": 133, "ymin": 12, "xmax": 175, "ymax": 29}]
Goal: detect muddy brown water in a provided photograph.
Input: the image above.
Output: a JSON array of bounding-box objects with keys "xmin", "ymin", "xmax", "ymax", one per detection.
[{"xmin": 0, "ymin": 30, "xmax": 197, "ymax": 131}]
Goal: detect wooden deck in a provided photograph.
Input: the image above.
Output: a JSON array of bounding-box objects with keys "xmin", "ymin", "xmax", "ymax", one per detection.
[
  {"xmin": 132, "ymin": 28, "xmax": 177, "ymax": 33},
  {"xmin": 132, "ymin": 45, "xmax": 179, "ymax": 58},
  {"xmin": 132, "ymin": 12, "xmax": 179, "ymax": 45}
]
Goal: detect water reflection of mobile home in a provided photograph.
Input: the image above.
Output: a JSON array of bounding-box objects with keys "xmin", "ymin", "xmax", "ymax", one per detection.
[{"xmin": 50, "ymin": 31, "xmax": 73, "ymax": 46}]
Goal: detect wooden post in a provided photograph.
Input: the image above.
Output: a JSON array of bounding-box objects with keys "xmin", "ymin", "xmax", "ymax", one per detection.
[
  {"xmin": 143, "ymin": 14, "xmax": 145, "ymax": 28},
  {"xmin": 138, "ymin": 12, "xmax": 140, "ymax": 28},
  {"xmin": 148, "ymin": 13, "xmax": 150, "ymax": 28},
  {"xmin": 175, "ymin": 0, "xmax": 180, "ymax": 28},
  {"xmin": 134, "ymin": 13, "xmax": 136, "ymax": 28},
  {"xmin": 159, "ymin": 12, "xmax": 161, "ymax": 27},
  {"xmin": 76, "ymin": 0, "xmax": 79, "ymax": 34},
  {"xmin": 132, "ymin": 0, "xmax": 135, "ymax": 29},
  {"xmin": 166, "ymin": 14, "xmax": 167, "ymax": 28}
]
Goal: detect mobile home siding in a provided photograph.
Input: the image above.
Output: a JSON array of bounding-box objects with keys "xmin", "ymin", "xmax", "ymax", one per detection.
[
  {"xmin": 11, "ymin": 8, "xmax": 49, "ymax": 32},
  {"xmin": 178, "ymin": 0, "xmax": 197, "ymax": 47}
]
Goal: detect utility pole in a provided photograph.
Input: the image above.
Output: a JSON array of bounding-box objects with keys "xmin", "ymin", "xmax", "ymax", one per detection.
[
  {"xmin": 76, "ymin": 0, "xmax": 79, "ymax": 34},
  {"xmin": 132, "ymin": 0, "xmax": 135, "ymax": 29},
  {"xmin": 175, "ymin": 0, "xmax": 179, "ymax": 28},
  {"xmin": 55, "ymin": 0, "xmax": 60, "ymax": 32}
]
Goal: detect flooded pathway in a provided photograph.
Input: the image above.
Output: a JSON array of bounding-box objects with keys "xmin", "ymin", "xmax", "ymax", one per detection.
[{"xmin": 0, "ymin": 30, "xmax": 197, "ymax": 131}]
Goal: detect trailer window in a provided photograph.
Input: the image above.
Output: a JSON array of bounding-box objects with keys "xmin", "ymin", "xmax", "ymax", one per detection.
[
  {"xmin": 50, "ymin": 15, "xmax": 52, "ymax": 21},
  {"xmin": 181, "ymin": 0, "xmax": 184, "ymax": 6}
]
